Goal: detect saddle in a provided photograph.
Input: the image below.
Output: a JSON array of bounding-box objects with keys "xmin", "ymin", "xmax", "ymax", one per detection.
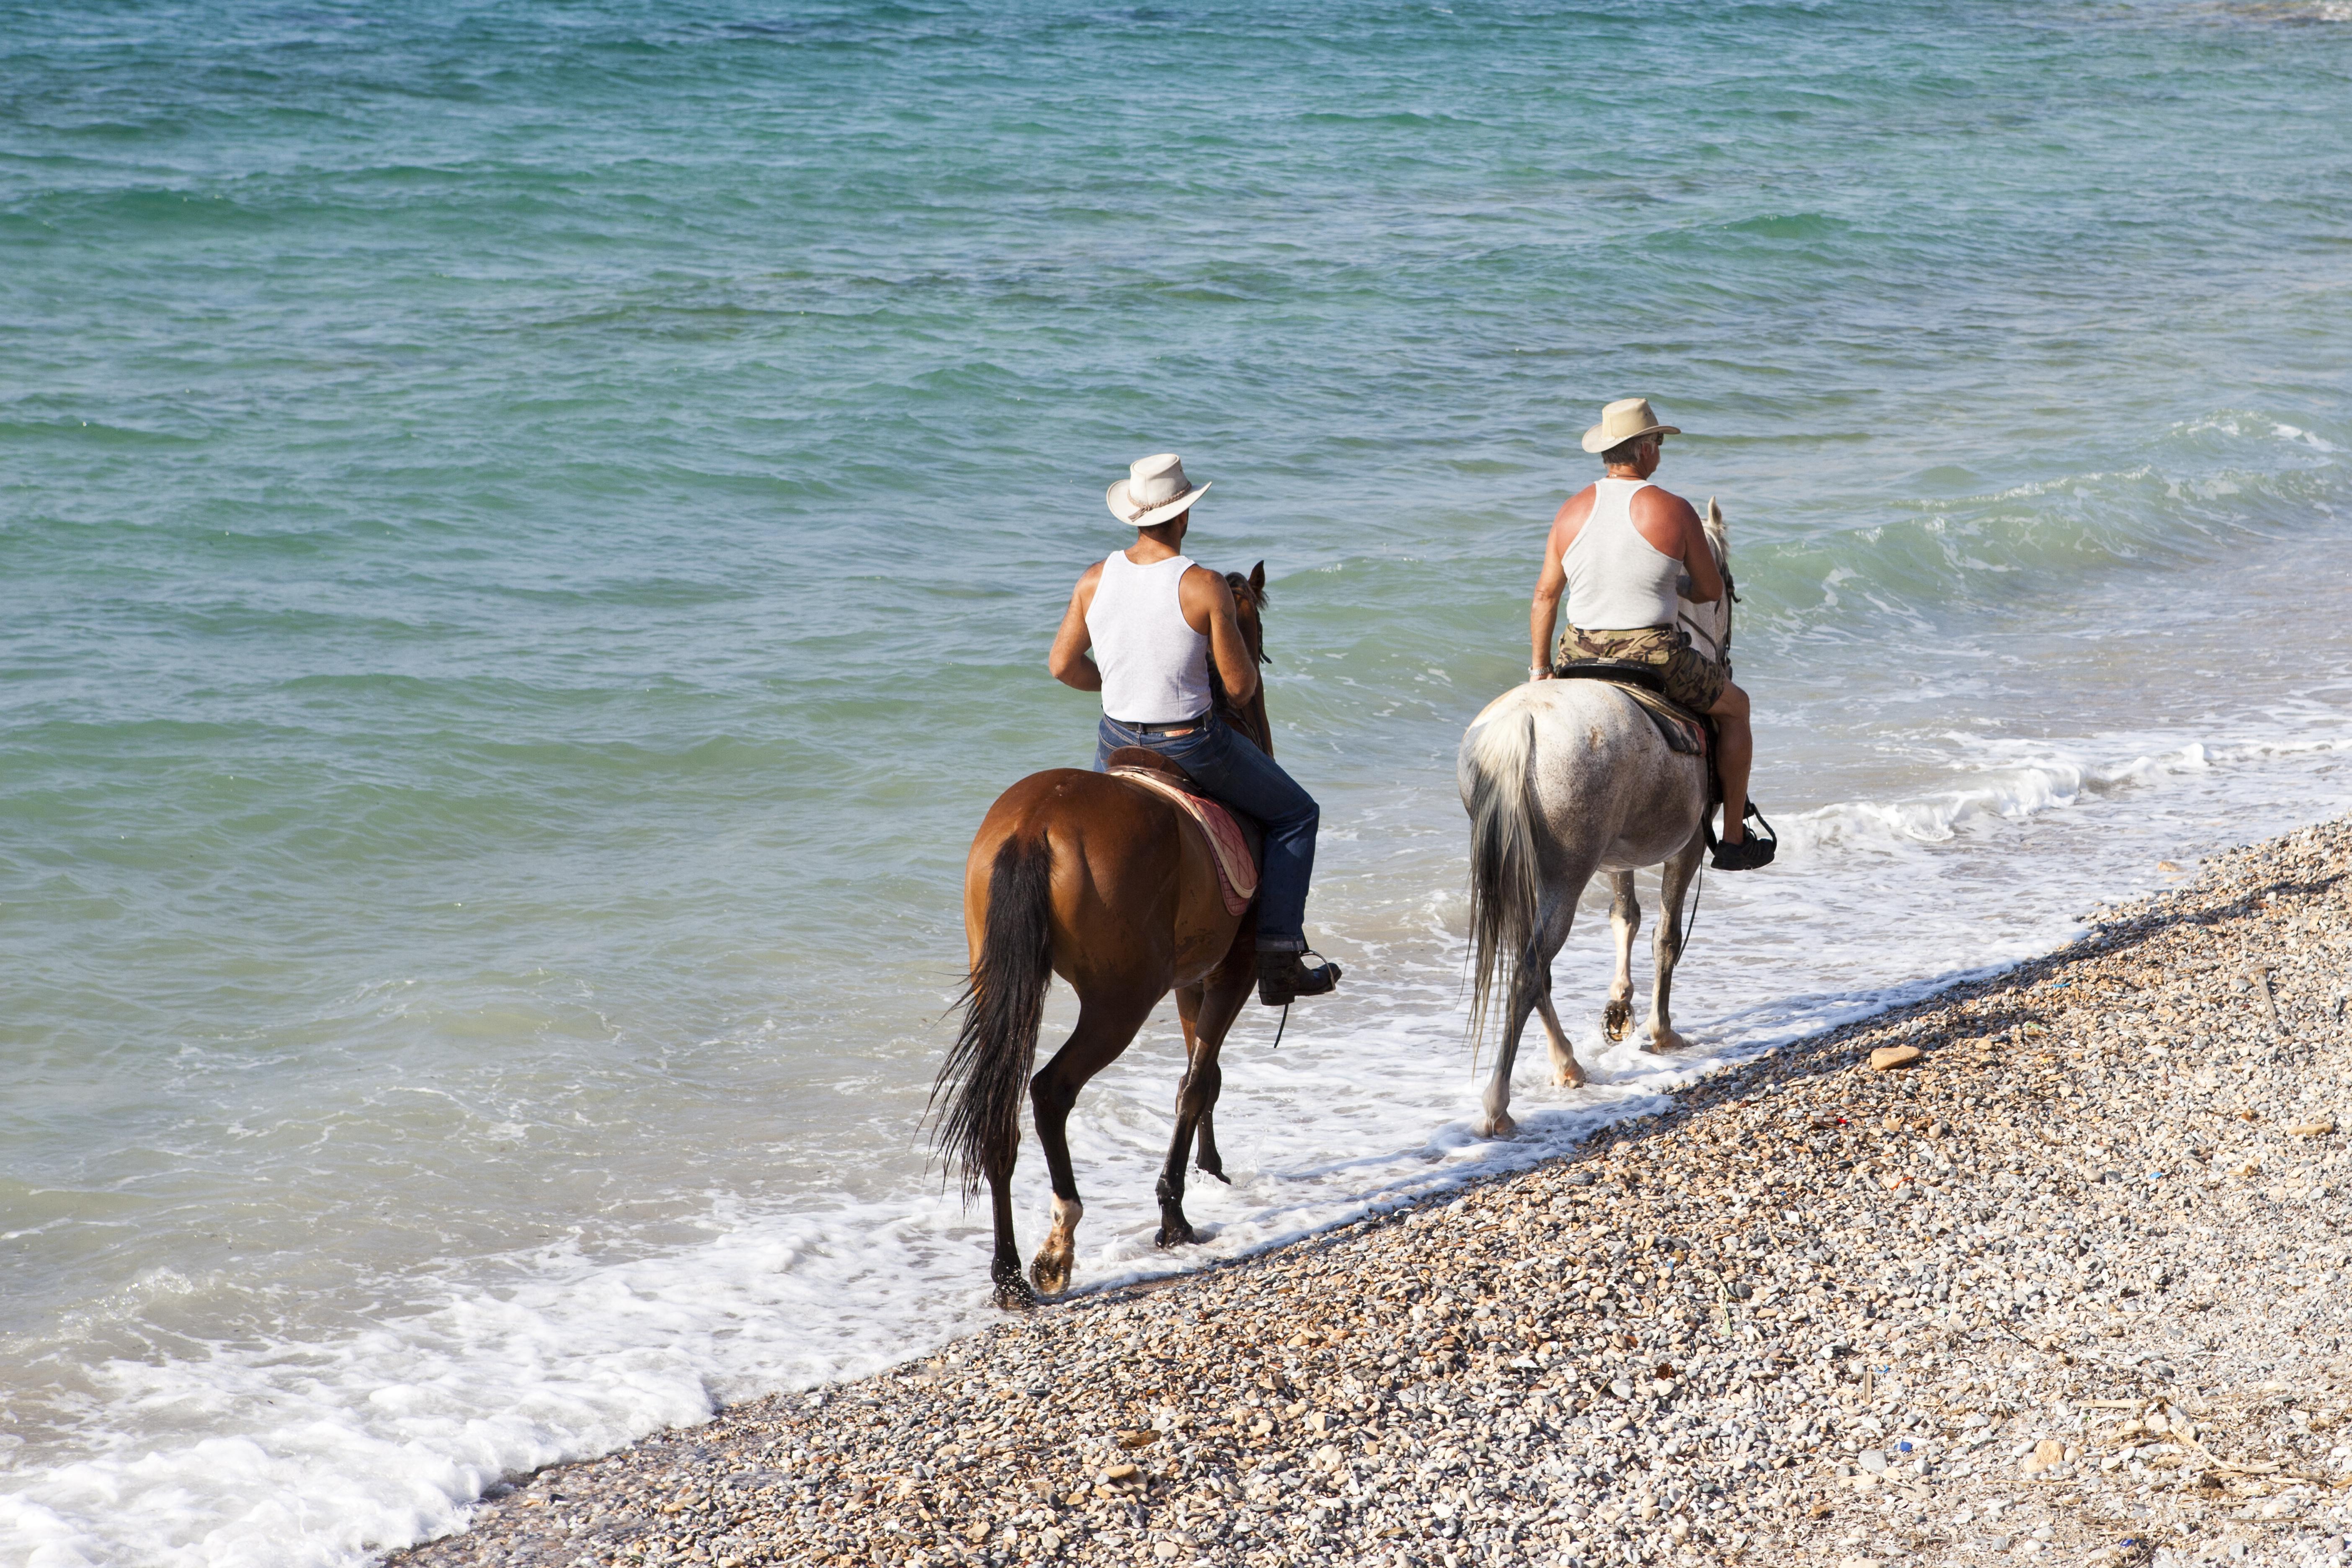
[
  {"xmin": 1547, "ymin": 660, "xmax": 1710, "ymax": 756},
  {"xmin": 1547, "ymin": 663, "xmax": 1778, "ymax": 862},
  {"xmin": 1102, "ymin": 746, "xmax": 1263, "ymax": 916}
]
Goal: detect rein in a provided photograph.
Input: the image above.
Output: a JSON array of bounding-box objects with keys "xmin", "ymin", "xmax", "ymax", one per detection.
[
  {"xmin": 1217, "ymin": 573, "xmax": 1286, "ymax": 1051},
  {"xmin": 1214, "ymin": 574, "xmax": 1274, "ymax": 756}
]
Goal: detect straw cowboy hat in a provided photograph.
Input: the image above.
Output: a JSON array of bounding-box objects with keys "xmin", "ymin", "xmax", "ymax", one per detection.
[
  {"xmin": 1107, "ymin": 452, "xmax": 1211, "ymax": 527},
  {"xmin": 1581, "ymin": 397, "xmax": 1682, "ymax": 454}
]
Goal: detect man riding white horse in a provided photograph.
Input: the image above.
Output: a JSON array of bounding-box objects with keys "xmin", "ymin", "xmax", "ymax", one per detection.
[
  {"xmin": 1529, "ymin": 398, "xmax": 1772, "ymax": 870},
  {"xmin": 1046, "ymin": 452, "xmax": 1342, "ymax": 1005}
]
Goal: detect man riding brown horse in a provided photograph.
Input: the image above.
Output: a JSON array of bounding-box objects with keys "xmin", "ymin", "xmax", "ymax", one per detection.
[
  {"xmin": 1047, "ymin": 452, "xmax": 1342, "ymax": 1001},
  {"xmin": 1529, "ymin": 398, "xmax": 1773, "ymax": 869},
  {"xmin": 935, "ymin": 456, "xmax": 1335, "ymax": 1305}
]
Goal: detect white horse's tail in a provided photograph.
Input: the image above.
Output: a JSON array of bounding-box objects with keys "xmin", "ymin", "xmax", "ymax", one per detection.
[{"xmin": 1463, "ymin": 701, "xmax": 1544, "ymax": 1054}]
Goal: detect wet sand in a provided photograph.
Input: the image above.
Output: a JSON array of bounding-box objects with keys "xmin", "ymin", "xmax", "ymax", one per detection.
[{"xmin": 391, "ymin": 819, "xmax": 2352, "ymax": 1568}]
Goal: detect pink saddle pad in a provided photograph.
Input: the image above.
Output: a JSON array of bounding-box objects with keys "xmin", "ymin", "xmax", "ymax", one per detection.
[{"xmin": 1107, "ymin": 768, "xmax": 1260, "ymax": 916}]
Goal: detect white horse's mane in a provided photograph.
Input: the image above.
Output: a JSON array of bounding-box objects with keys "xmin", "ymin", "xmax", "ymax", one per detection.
[{"xmin": 1678, "ymin": 497, "xmax": 1732, "ymax": 668}]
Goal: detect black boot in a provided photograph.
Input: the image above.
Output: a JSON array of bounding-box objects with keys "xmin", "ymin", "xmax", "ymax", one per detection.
[
  {"xmin": 1711, "ymin": 836, "xmax": 1775, "ymax": 870},
  {"xmin": 1710, "ymin": 802, "xmax": 1779, "ymax": 870},
  {"xmin": 1259, "ymin": 950, "xmax": 1341, "ymax": 1007}
]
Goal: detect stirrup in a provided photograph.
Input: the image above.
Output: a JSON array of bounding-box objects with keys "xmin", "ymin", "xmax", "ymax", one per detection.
[
  {"xmin": 1709, "ymin": 803, "xmax": 1778, "ymax": 871},
  {"xmin": 1259, "ymin": 950, "xmax": 1341, "ymax": 1007}
]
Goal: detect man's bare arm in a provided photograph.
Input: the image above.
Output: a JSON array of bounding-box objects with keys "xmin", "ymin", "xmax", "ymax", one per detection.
[
  {"xmin": 1677, "ymin": 502, "xmax": 1725, "ymax": 604},
  {"xmin": 1529, "ymin": 528, "xmax": 1568, "ymax": 676},
  {"xmin": 1629, "ymin": 487, "xmax": 1722, "ymax": 603},
  {"xmin": 1528, "ymin": 491, "xmax": 1592, "ymax": 678},
  {"xmin": 1047, "ymin": 567, "xmax": 1103, "ymax": 691},
  {"xmin": 1184, "ymin": 566, "xmax": 1259, "ymax": 705}
]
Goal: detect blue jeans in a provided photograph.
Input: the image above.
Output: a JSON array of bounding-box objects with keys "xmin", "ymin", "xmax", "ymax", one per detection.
[{"xmin": 1094, "ymin": 714, "xmax": 1319, "ymax": 952}]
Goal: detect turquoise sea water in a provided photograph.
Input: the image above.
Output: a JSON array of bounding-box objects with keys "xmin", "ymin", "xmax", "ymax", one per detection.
[{"xmin": 5, "ymin": 2, "xmax": 2352, "ymax": 1561}]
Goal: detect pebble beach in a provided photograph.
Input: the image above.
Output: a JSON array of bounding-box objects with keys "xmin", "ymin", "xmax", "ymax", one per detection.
[
  {"xmin": 17, "ymin": 5, "xmax": 2352, "ymax": 1555},
  {"xmin": 392, "ymin": 818, "xmax": 2352, "ymax": 1568}
]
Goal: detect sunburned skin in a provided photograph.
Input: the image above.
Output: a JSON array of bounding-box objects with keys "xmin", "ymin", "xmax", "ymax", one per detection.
[{"xmin": 1548, "ymin": 464, "xmax": 1725, "ymax": 603}]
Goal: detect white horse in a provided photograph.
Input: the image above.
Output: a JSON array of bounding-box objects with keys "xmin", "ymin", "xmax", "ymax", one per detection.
[{"xmin": 1455, "ymin": 501, "xmax": 1733, "ymax": 1138}]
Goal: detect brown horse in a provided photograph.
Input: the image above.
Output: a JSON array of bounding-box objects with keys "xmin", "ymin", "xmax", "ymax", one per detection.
[{"xmin": 932, "ymin": 564, "xmax": 1273, "ymax": 1310}]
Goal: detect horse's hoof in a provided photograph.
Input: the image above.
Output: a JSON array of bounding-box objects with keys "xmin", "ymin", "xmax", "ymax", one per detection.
[
  {"xmin": 1029, "ymin": 1251, "xmax": 1073, "ymax": 1297},
  {"xmin": 1603, "ymin": 1000, "xmax": 1633, "ymax": 1042},
  {"xmin": 1196, "ymin": 1159, "xmax": 1232, "ymax": 1185},
  {"xmin": 1477, "ymin": 1113, "xmax": 1518, "ymax": 1140},
  {"xmin": 1154, "ymin": 1219, "xmax": 1198, "ymax": 1250},
  {"xmin": 993, "ymin": 1272, "xmax": 1038, "ymax": 1313},
  {"xmin": 1650, "ymin": 1029, "xmax": 1692, "ymax": 1053},
  {"xmin": 1553, "ymin": 1066, "xmax": 1588, "ymax": 1088}
]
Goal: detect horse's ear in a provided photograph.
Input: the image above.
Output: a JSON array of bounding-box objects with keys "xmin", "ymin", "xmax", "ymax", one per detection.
[{"xmin": 1249, "ymin": 561, "xmax": 1266, "ymax": 594}]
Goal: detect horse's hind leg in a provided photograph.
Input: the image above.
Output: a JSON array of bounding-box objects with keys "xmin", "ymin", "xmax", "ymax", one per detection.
[
  {"xmin": 983, "ymin": 1154, "xmax": 1030, "ymax": 1310},
  {"xmin": 1028, "ymin": 985, "xmax": 1158, "ymax": 1297},
  {"xmin": 1644, "ymin": 834, "xmax": 1707, "ymax": 1053},
  {"xmin": 1481, "ymin": 890, "xmax": 1578, "ymax": 1137},
  {"xmin": 1156, "ymin": 954, "xmax": 1252, "ymax": 1247},
  {"xmin": 1603, "ymin": 872, "xmax": 1640, "ymax": 1043}
]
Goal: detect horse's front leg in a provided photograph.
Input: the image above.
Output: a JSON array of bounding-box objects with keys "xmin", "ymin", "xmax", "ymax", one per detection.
[
  {"xmin": 1532, "ymin": 975, "xmax": 1586, "ymax": 1088},
  {"xmin": 1194, "ymin": 1101, "xmax": 1230, "ymax": 1184},
  {"xmin": 1028, "ymin": 987, "xmax": 1157, "ymax": 1297},
  {"xmin": 1194, "ymin": 929, "xmax": 1256, "ymax": 1184},
  {"xmin": 1603, "ymin": 872, "xmax": 1640, "ymax": 1043},
  {"xmin": 1156, "ymin": 951, "xmax": 1251, "ymax": 1246},
  {"xmin": 1643, "ymin": 833, "xmax": 1707, "ymax": 1052}
]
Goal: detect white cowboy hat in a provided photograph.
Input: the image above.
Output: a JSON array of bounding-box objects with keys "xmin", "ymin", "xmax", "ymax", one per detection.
[
  {"xmin": 1581, "ymin": 397, "xmax": 1682, "ymax": 454},
  {"xmin": 1106, "ymin": 452, "xmax": 1211, "ymax": 527}
]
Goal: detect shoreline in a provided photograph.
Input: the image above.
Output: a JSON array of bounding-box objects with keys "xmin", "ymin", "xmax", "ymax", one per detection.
[{"xmin": 392, "ymin": 820, "xmax": 2352, "ymax": 1568}]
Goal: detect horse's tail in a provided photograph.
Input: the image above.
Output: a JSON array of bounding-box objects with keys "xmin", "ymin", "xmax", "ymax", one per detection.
[
  {"xmin": 931, "ymin": 834, "xmax": 1055, "ymax": 1197},
  {"xmin": 1462, "ymin": 704, "xmax": 1545, "ymax": 1054}
]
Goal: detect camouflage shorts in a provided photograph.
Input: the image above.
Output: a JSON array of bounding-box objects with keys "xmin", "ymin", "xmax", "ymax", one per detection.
[{"xmin": 1555, "ymin": 623, "xmax": 1727, "ymax": 714}]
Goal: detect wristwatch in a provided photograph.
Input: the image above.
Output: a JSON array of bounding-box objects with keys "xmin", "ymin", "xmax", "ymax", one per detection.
[{"xmin": 1529, "ymin": 663, "xmax": 1548, "ymax": 679}]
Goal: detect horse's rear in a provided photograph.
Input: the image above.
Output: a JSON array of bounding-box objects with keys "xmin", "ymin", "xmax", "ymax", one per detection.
[
  {"xmin": 1455, "ymin": 503, "xmax": 1732, "ymax": 1134},
  {"xmin": 935, "ymin": 766, "xmax": 1255, "ymax": 1307}
]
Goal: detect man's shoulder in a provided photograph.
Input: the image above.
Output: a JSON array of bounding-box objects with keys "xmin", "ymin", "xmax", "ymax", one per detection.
[
  {"xmin": 1553, "ymin": 482, "xmax": 1602, "ymax": 528},
  {"xmin": 1178, "ymin": 561, "xmax": 1234, "ymax": 603},
  {"xmin": 1632, "ymin": 482, "xmax": 1699, "ymax": 517}
]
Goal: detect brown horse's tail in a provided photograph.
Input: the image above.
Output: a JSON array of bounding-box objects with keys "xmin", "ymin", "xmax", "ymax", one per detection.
[
  {"xmin": 932, "ymin": 834, "xmax": 1055, "ymax": 1197},
  {"xmin": 1463, "ymin": 704, "xmax": 1543, "ymax": 1058}
]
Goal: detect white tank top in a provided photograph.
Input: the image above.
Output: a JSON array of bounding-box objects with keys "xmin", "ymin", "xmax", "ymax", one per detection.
[
  {"xmin": 1561, "ymin": 477, "xmax": 1681, "ymax": 631},
  {"xmin": 1086, "ymin": 551, "xmax": 1212, "ymax": 725}
]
